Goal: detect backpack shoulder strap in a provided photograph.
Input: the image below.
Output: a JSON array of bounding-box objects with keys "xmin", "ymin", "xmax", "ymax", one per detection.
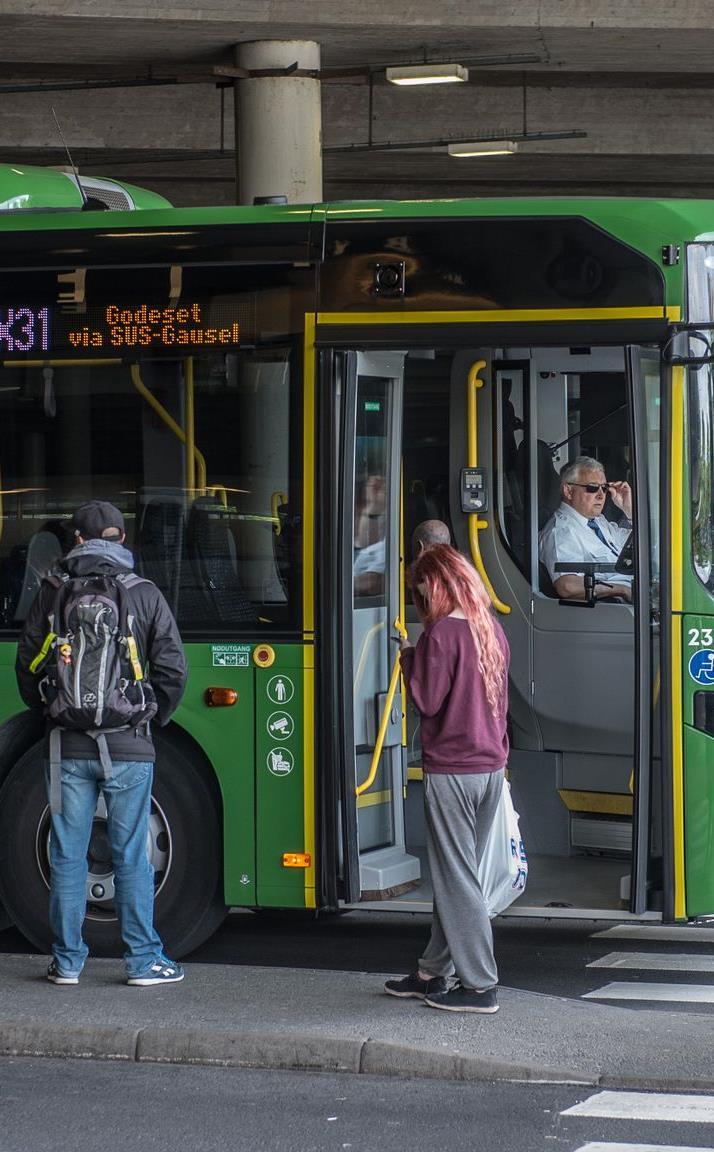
[
  {"xmin": 113, "ymin": 572, "xmax": 149, "ymax": 681},
  {"xmin": 28, "ymin": 573, "xmax": 71, "ymax": 674},
  {"xmin": 41, "ymin": 572, "xmax": 68, "ymax": 592},
  {"xmin": 43, "ymin": 571, "xmax": 72, "ymax": 635},
  {"xmin": 115, "ymin": 572, "xmax": 151, "ymax": 591}
]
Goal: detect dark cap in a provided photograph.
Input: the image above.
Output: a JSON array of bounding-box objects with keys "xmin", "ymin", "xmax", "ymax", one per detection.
[{"xmin": 71, "ymin": 500, "xmax": 125, "ymax": 541}]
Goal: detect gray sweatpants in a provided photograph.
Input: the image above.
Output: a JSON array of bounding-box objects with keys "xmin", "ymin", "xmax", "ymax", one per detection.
[{"xmin": 419, "ymin": 768, "xmax": 504, "ymax": 991}]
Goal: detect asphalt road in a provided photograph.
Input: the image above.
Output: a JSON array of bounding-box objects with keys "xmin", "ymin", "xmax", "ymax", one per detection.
[{"xmin": 3, "ymin": 1057, "xmax": 714, "ymax": 1152}]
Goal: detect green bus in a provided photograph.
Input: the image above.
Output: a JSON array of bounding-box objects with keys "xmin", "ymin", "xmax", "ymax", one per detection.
[{"xmin": 0, "ymin": 163, "xmax": 711, "ymax": 956}]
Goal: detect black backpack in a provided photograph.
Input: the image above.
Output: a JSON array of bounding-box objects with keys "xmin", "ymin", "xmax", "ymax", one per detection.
[{"xmin": 33, "ymin": 571, "xmax": 158, "ymax": 812}]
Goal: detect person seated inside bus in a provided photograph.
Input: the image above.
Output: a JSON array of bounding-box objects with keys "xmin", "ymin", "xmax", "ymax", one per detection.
[
  {"xmin": 538, "ymin": 455, "xmax": 633, "ymax": 602},
  {"xmin": 353, "ymin": 473, "xmax": 386, "ymax": 596},
  {"xmin": 411, "ymin": 518, "xmax": 451, "ymax": 559}
]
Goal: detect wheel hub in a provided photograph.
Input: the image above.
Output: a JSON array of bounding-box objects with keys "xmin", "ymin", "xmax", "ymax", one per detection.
[{"xmin": 36, "ymin": 797, "xmax": 172, "ymax": 921}]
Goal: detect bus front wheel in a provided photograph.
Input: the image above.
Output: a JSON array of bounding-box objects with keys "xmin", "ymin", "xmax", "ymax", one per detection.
[{"xmin": 0, "ymin": 731, "xmax": 226, "ymax": 960}]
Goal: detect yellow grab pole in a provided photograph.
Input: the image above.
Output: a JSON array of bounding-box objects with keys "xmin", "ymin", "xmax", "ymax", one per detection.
[
  {"xmin": 130, "ymin": 364, "xmax": 206, "ymax": 492},
  {"xmin": 356, "ymin": 616, "xmax": 407, "ymax": 797},
  {"xmin": 466, "ymin": 360, "xmax": 510, "ymax": 614},
  {"xmin": 184, "ymin": 358, "xmax": 196, "ymax": 495}
]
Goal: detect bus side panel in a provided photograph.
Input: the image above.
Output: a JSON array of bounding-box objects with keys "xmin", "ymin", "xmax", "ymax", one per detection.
[
  {"xmin": 0, "ymin": 655, "xmax": 23, "ymax": 728},
  {"xmin": 682, "ymin": 615, "xmax": 714, "ymax": 917},
  {"xmin": 177, "ymin": 643, "xmax": 256, "ymax": 906},
  {"xmin": 255, "ymin": 645, "xmax": 309, "ymax": 908},
  {"xmin": 683, "ymin": 728, "xmax": 714, "ymax": 916}
]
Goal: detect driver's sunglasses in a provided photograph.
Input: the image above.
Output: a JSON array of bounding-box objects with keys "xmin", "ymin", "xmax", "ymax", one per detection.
[{"xmin": 570, "ymin": 481, "xmax": 610, "ymax": 494}]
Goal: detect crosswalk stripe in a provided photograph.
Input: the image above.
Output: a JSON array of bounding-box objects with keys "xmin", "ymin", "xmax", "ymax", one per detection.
[
  {"xmin": 583, "ymin": 981, "xmax": 714, "ymax": 1003},
  {"xmin": 592, "ymin": 925, "xmax": 714, "ymax": 943},
  {"xmin": 562, "ymin": 1090, "xmax": 714, "ymax": 1121},
  {"xmin": 574, "ymin": 1145, "xmax": 714, "ymax": 1152},
  {"xmin": 587, "ymin": 951, "xmax": 714, "ymax": 972}
]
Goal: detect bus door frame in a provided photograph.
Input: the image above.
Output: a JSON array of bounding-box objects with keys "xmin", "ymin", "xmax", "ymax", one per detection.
[{"xmin": 626, "ymin": 345, "xmax": 659, "ymax": 914}]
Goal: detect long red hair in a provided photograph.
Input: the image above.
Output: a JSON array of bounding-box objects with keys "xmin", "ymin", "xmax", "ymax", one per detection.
[{"xmin": 408, "ymin": 544, "xmax": 507, "ymax": 711}]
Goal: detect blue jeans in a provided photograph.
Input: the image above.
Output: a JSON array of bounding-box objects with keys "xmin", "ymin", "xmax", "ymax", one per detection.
[{"xmin": 45, "ymin": 758, "xmax": 164, "ymax": 979}]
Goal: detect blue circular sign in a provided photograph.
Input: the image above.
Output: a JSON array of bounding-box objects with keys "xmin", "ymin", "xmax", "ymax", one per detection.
[{"xmin": 688, "ymin": 649, "xmax": 714, "ymax": 685}]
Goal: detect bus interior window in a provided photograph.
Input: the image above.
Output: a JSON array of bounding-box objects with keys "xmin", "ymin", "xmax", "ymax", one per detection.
[{"xmin": 403, "ymin": 351, "xmax": 452, "ymax": 566}]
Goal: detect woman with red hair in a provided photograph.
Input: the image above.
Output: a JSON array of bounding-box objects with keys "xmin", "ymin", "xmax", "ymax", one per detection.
[{"xmin": 384, "ymin": 544, "xmax": 509, "ymax": 1013}]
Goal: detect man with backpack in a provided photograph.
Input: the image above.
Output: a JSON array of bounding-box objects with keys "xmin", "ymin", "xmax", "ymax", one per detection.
[{"xmin": 15, "ymin": 500, "xmax": 187, "ymax": 987}]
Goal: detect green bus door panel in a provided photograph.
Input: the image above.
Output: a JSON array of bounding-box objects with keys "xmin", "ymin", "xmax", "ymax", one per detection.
[
  {"xmin": 179, "ymin": 644, "xmax": 310, "ymax": 909},
  {"xmin": 682, "ymin": 616, "xmax": 714, "ymax": 917},
  {"xmin": 254, "ymin": 648, "xmax": 311, "ymax": 908},
  {"xmin": 177, "ymin": 643, "xmax": 256, "ymax": 906}
]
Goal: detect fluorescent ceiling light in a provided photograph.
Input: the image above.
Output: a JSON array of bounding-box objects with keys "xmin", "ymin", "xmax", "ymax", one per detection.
[
  {"xmin": 386, "ymin": 63, "xmax": 468, "ymax": 85},
  {"xmin": 448, "ymin": 140, "xmax": 518, "ymax": 157}
]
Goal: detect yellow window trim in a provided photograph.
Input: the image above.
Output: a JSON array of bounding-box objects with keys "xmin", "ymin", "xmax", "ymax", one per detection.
[{"xmin": 317, "ymin": 307, "xmax": 679, "ymax": 325}]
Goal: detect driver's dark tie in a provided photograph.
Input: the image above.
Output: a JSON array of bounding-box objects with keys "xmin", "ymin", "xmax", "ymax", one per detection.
[{"xmin": 587, "ymin": 518, "xmax": 619, "ymax": 555}]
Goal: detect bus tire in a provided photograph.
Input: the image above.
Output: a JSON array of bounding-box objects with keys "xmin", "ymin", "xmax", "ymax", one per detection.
[{"xmin": 0, "ymin": 732, "xmax": 226, "ymax": 960}]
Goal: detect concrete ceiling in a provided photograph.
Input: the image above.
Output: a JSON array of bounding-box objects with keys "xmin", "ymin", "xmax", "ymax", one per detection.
[{"xmin": 3, "ymin": 2, "xmax": 714, "ymax": 203}]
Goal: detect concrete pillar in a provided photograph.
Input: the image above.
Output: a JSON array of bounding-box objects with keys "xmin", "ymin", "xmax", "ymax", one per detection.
[{"xmin": 235, "ymin": 40, "xmax": 322, "ymax": 206}]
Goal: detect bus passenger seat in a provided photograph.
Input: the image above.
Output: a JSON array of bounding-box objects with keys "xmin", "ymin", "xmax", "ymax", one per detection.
[
  {"xmin": 13, "ymin": 528, "xmax": 65, "ymax": 621},
  {"xmin": 136, "ymin": 496, "xmax": 185, "ymax": 615},
  {"xmin": 186, "ymin": 497, "xmax": 258, "ymax": 625}
]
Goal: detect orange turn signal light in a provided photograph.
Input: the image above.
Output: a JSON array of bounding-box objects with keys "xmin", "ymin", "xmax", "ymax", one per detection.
[
  {"xmin": 282, "ymin": 852, "xmax": 311, "ymax": 868},
  {"xmin": 204, "ymin": 687, "xmax": 238, "ymax": 707}
]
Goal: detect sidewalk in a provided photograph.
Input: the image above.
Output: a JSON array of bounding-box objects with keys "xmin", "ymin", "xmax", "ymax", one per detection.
[{"xmin": 1, "ymin": 952, "xmax": 713, "ymax": 1089}]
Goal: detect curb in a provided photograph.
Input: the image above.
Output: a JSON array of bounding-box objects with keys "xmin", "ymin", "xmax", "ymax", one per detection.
[
  {"xmin": 3, "ymin": 1021, "xmax": 714, "ymax": 1092},
  {"xmin": 0, "ymin": 1020, "xmax": 594, "ymax": 1084}
]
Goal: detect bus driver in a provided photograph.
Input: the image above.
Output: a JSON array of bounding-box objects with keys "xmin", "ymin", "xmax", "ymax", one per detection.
[{"xmin": 538, "ymin": 456, "xmax": 634, "ymax": 602}]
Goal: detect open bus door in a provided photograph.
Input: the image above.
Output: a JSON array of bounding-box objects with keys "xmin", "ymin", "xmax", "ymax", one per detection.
[{"xmin": 327, "ymin": 350, "xmax": 420, "ymax": 903}]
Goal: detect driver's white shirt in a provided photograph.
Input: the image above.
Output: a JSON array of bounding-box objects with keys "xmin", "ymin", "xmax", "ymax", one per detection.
[{"xmin": 539, "ymin": 502, "xmax": 633, "ymax": 588}]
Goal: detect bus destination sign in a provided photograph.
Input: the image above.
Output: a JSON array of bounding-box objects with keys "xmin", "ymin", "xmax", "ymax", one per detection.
[{"xmin": 0, "ymin": 302, "xmax": 242, "ymax": 357}]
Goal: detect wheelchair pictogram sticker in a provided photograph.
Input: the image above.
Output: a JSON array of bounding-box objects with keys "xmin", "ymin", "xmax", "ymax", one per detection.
[
  {"xmin": 267, "ymin": 748, "xmax": 294, "ymax": 777},
  {"xmin": 688, "ymin": 649, "xmax": 714, "ymax": 685}
]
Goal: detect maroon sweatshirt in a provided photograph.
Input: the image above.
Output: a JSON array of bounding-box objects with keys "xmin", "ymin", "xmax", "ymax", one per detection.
[{"xmin": 400, "ymin": 615, "xmax": 509, "ymax": 774}]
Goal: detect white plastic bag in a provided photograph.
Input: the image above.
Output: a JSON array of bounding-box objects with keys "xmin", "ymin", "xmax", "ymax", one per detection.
[{"xmin": 479, "ymin": 777, "xmax": 528, "ymax": 918}]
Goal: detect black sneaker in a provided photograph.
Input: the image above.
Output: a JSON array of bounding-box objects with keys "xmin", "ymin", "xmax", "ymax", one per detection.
[
  {"xmin": 424, "ymin": 983, "xmax": 499, "ymax": 1013},
  {"xmin": 384, "ymin": 972, "xmax": 448, "ymax": 999},
  {"xmin": 47, "ymin": 961, "xmax": 79, "ymax": 986}
]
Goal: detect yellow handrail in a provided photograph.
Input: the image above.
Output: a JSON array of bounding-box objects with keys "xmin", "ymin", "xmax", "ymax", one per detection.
[
  {"xmin": 271, "ymin": 490, "xmax": 288, "ymax": 535},
  {"xmin": 184, "ymin": 358, "xmax": 196, "ymax": 495},
  {"xmin": 466, "ymin": 360, "xmax": 510, "ymax": 615},
  {"xmin": 399, "ymin": 464, "xmax": 407, "ymax": 749},
  {"xmin": 356, "ymin": 616, "xmax": 407, "ymax": 796},
  {"xmin": 207, "ymin": 485, "xmax": 229, "ymax": 508},
  {"xmin": 3, "ymin": 360, "xmax": 122, "ymax": 367},
  {"xmin": 130, "ymin": 363, "xmax": 207, "ymax": 494}
]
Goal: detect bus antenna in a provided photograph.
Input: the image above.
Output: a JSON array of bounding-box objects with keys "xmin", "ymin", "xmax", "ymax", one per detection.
[{"xmin": 51, "ymin": 107, "xmax": 106, "ymax": 211}]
